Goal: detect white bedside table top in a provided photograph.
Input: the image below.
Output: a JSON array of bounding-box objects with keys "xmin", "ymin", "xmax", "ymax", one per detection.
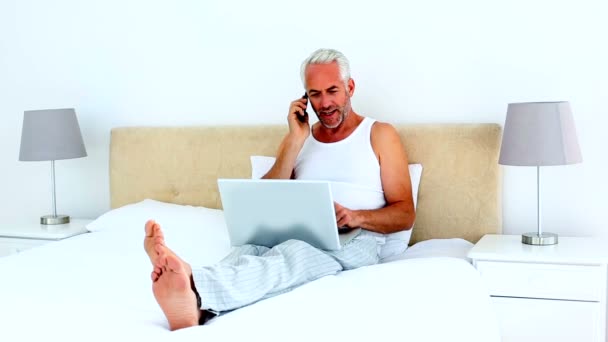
[
  {"xmin": 0, "ymin": 218, "xmax": 92, "ymax": 241},
  {"xmin": 468, "ymin": 234, "xmax": 608, "ymax": 265}
]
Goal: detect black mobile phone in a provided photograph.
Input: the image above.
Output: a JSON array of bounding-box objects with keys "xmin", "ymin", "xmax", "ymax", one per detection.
[{"xmin": 297, "ymin": 93, "xmax": 309, "ymax": 123}]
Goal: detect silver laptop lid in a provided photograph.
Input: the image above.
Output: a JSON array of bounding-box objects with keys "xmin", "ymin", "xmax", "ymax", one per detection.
[{"xmin": 217, "ymin": 179, "xmax": 342, "ymax": 251}]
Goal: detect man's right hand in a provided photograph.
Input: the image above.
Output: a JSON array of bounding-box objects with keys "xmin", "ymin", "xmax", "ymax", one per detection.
[
  {"xmin": 263, "ymin": 97, "xmax": 310, "ymax": 180},
  {"xmin": 287, "ymin": 97, "xmax": 310, "ymax": 142}
]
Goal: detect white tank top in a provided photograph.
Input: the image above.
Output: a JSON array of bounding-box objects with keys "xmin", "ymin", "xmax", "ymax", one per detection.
[{"xmin": 294, "ymin": 117, "xmax": 387, "ymax": 243}]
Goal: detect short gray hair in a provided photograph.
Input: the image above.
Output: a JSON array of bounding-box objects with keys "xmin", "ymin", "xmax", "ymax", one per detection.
[{"xmin": 300, "ymin": 48, "xmax": 351, "ymax": 88}]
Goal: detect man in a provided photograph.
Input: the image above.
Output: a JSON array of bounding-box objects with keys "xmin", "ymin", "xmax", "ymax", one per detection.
[{"xmin": 144, "ymin": 48, "xmax": 416, "ymax": 330}]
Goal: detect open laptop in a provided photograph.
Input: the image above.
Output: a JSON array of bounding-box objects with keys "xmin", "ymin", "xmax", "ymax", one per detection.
[{"xmin": 217, "ymin": 179, "xmax": 360, "ymax": 251}]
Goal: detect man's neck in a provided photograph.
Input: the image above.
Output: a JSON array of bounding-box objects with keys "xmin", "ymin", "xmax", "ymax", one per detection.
[{"xmin": 313, "ymin": 111, "xmax": 364, "ymax": 143}]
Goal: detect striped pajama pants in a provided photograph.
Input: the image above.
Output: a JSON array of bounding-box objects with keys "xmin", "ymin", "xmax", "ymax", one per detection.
[{"xmin": 192, "ymin": 234, "xmax": 379, "ymax": 314}]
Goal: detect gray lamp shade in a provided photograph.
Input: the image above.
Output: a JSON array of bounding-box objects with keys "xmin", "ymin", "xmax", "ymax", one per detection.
[
  {"xmin": 499, "ymin": 101, "xmax": 582, "ymax": 166},
  {"xmin": 19, "ymin": 108, "xmax": 87, "ymax": 161}
]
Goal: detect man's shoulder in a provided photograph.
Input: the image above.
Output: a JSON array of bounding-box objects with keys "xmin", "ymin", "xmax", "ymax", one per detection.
[
  {"xmin": 369, "ymin": 120, "xmax": 408, "ymax": 162},
  {"xmin": 370, "ymin": 120, "xmax": 399, "ymax": 138}
]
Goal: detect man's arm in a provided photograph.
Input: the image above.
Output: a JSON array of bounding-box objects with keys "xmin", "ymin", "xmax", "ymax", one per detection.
[
  {"xmin": 262, "ymin": 96, "xmax": 310, "ymax": 179},
  {"xmin": 335, "ymin": 122, "xmax": 416, "ymax": 234},
  {"xmin": 262, "ymin": 134, "xmax": 305, "ymax": 179}
]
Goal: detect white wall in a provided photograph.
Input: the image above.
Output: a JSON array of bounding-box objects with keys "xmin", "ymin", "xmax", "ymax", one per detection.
[{"xmin": 1, "ymin": 0, "xmax": 606, "ymax": 237}]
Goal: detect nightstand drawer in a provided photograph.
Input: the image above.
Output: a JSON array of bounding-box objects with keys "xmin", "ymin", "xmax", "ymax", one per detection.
[
  {"xmin": 0, "ymin": 243, "xmax": 19, "ymax": 257},
  {"xmin": 476, "ymin": 260, "xmax": 602, "ymax": 301},
  {"xmin": 0, "ymin": 238, "xmax": 49, "ymax": 257},
  {"xmin": 492, "ymin": 297, "xmax": 602, "ymax": 342}
]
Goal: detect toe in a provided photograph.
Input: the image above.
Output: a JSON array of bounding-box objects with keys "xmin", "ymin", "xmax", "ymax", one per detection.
[
  {"xmin": 145, "ymin": 220, "xmax": 155, "ymax": 236},
  {"xmin": 156, "ymin": 250, "xmax": 168, "ymax": 268},
  {"xmin": 155, "ymin": 243, "xmax": 165, "ymax": 255},
  {"xmin": 146, "ymin": 219, "xmax": 156, "ymax": 235},
  {"xmin": 153, "ymin": 224, "xmax": 164, "ymax": 238},
  {"xmin": 166, "ymin": 254, "xmax": 185, "ymax": 274},
  {"xmin": 152, "ymin": 265, "xmax": 163, "ymax": 281}
]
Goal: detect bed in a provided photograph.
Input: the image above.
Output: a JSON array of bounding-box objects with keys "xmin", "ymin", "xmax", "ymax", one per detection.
[{"xmin": 0, "ymin": 123, "xmax": 502, "ymax": 341}]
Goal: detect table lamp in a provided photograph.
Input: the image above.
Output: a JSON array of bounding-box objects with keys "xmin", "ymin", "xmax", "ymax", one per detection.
[
  {"xmin": 19, "ymin": 108, "xmax": 87, "ymax": 225},
  {"xmin": 499, "ymin": 101, "xmax": 582, "ymax": 245}
]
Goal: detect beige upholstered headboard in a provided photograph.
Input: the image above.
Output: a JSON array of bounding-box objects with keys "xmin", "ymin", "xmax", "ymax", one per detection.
[{"xmin": 110, "ymin": 124, "xmax": 502, "ymax": 244}]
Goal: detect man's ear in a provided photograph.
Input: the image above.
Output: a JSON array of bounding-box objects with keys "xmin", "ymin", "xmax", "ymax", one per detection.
[{"xmin": 347, "ymin": 78, "xmax": 355, "ymax": 97}]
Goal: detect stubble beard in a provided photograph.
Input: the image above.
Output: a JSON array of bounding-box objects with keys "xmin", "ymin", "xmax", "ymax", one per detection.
[{"xmin": 316, "ymin": 94, "xmax": 352, "ymax": 129}]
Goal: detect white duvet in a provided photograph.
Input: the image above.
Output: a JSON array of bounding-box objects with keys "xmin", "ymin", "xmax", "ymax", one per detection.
[{"xmin": 0, "ymin": 200, "xmax": 499, "ymax": 342}]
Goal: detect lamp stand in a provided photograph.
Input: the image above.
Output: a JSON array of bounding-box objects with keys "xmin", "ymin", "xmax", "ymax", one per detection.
[
  {"xmin": 522, "ymin": 166, "xmax": 558, "ymax": 245},
  {"xmin": 41, "ymin": 160, "xmax": 70, "ymax": 225}
]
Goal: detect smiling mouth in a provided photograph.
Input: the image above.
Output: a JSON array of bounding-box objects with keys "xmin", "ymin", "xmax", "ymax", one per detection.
[{"xmin": 320, "ymin": 109, "xmax": 337, "ymax": 116}]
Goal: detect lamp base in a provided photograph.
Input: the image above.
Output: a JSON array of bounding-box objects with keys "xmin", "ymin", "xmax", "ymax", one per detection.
[
  {"xmin": 522, "ymin": 232, "xmax": 558, "ymax": 245},
  {"xmin": 41, "ymin": 215, "xmax": 70, "ymax": 225}
]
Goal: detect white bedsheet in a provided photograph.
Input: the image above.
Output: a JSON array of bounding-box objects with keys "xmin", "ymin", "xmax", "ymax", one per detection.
[{"xmin": 0, "ymin": 204, "xmax": 499, "ymax": 342}]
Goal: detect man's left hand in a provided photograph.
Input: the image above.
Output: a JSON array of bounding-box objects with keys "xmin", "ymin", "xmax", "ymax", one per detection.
[{"xmin": 334, "ymin": 202, "xmax": 361, "ymax": 229}]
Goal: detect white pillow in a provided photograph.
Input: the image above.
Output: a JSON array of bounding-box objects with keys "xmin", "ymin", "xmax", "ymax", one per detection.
[
  {"xmin": 250, "ymin": 156, "xmax": 423, "ymax": 258},
  {"xmin": 86, "ymin": 199, "xmax": 231, "ymax": 265},
  {"xmin": 250, "ymin": 155, "xmax": 277, "ymax": 179}
]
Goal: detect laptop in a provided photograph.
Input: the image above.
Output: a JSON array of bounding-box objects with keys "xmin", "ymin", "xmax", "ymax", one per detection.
[{"xmin": 217, "ymin": 179, "xmax": 360, "ymax": 251}]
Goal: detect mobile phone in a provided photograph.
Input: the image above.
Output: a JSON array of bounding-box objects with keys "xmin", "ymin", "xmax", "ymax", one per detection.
[{"xmin": 297, "ymin": 93, "xmax": 309, "ymax": 123}]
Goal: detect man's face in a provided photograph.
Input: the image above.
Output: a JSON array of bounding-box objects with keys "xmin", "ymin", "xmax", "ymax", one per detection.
[{"xmin": 304, "ymin": 62, "xmax": 353, "ymax": 129}]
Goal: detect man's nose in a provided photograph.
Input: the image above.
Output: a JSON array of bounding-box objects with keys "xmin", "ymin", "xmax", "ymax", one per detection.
[{"xmin": 320, "ymin": 94, "xmax": 333, "ymax": 109}]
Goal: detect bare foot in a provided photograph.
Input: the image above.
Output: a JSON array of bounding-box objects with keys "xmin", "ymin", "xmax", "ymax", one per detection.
[
  {"xmin": 152, "ymin": 244, "xmax": 202, "ymax": 331},
  {"xmin": 144, "ymin": 220, "xmax": 164, "ymax": 265}
]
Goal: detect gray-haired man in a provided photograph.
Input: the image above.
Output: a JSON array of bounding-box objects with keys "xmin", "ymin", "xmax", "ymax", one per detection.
[{"xmin": 144, "ymin": 48, "xmax": 416, "ymax": 330}]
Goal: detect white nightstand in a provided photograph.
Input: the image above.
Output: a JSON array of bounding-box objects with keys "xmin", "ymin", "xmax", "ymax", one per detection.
[
  {"xmin": 0, "ymin": 219, "xmax": 92, "ymax": 257},
  {"xmin": 468, "ymin": 234, "xmax": 608, "ymax": 342}
]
